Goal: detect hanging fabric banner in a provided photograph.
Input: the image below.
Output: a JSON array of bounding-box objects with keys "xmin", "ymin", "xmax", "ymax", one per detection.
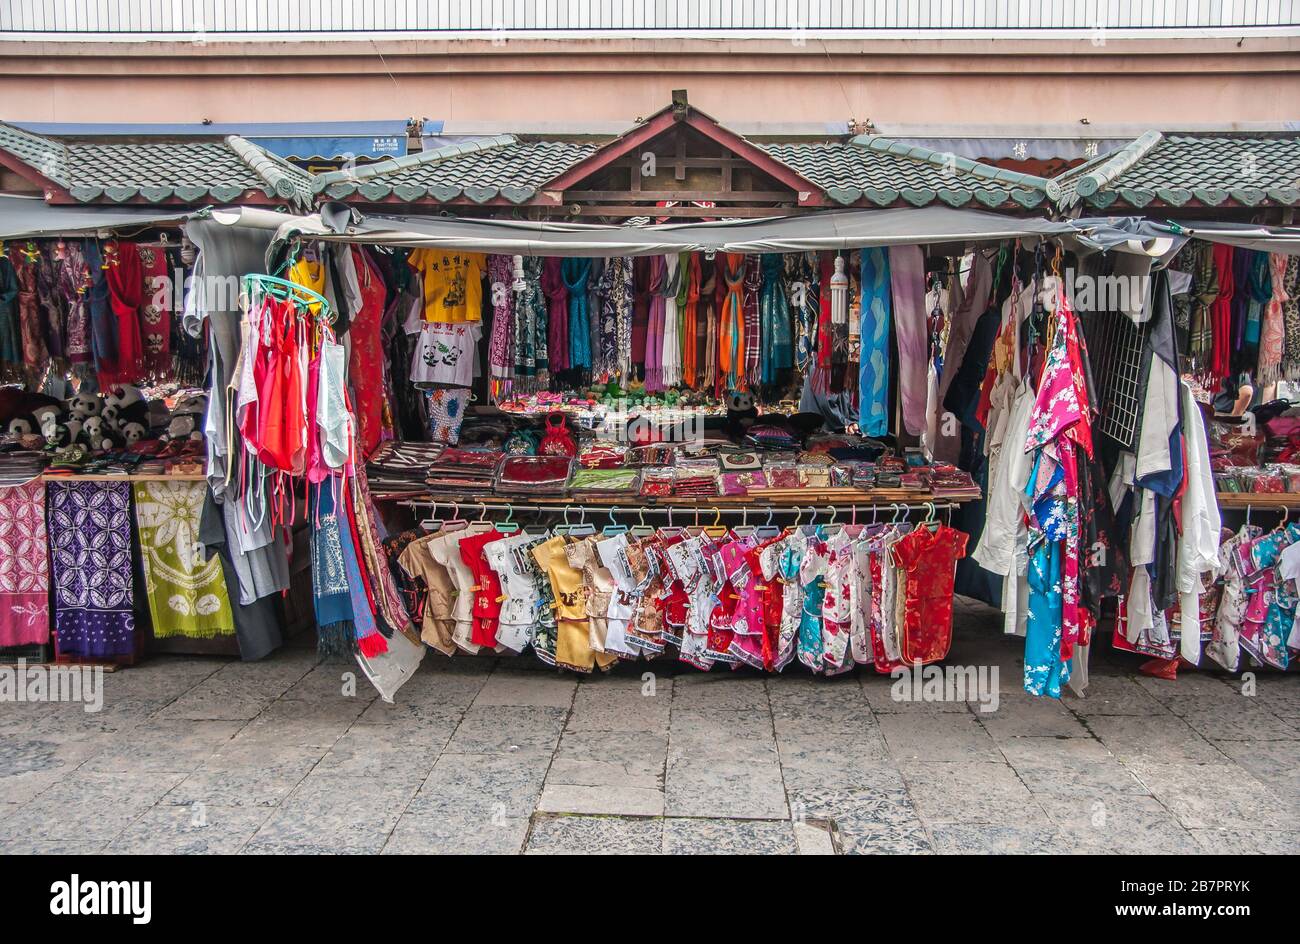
[{"xmin": 858, "ymin": 247, "xmax": 891, "ymax": 436}]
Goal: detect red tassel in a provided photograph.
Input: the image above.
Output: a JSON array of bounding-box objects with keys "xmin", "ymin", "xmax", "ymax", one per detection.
[{"xmin": 358, "ymin": 633, "xmax": 389, "ymax": 658}]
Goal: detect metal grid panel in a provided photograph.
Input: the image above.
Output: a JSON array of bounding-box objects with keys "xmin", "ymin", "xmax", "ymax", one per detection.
[{"xmin": 1080, "ymin": 305, "xmax": 1148, "ymax": 450}]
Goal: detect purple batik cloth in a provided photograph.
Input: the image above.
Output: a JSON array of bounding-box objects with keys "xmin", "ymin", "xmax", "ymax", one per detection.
[
  {"xmin": 890, "ymin": 245, "xmax": 929, "ymax": 437},
  {"xmin": 47, "ymin": 480, "xmax": 135, "ymax": 658}
]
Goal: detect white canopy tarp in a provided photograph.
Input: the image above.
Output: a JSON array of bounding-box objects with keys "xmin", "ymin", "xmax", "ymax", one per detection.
[
  {"xmin": 0, "ymin": 194, "xmax": 192, "ymax": 240},
  {"xmin": 264, "ymin": 205, "xmax": 1078, "ymax": 258}
]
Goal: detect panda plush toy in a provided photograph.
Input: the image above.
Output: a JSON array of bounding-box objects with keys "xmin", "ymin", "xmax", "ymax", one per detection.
[{"xmin": 724, "ymin": 389, "xmax": 759, "ymax": 439}]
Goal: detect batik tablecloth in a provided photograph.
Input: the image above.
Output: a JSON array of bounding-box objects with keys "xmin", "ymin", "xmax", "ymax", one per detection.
[
  {"xmin": 0, "ymin": 480, "xmax": 49, "ymax": 647},
  {"xmin": 134, "ymin": 481, "xmax": 234, "ymax": 638},
  {"xmin": 47, "ymin": 480, "xmax": 135, "ymax": 658}
]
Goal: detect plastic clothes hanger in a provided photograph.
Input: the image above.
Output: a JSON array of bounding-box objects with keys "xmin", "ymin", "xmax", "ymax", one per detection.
[
  {"xmin": 603, "ymin": 506, "xmax": 628, "ymax": 536},
  {"xmin": 496, "ymin": 502, "xmax": 520, "ymax": 534},
  {"xmin": 631, "ymin": 505, "xmax": 655, "ymax": 538},
  {"xmin": 568, "ymin": 504, "xmax": 596, "ymax": 537}
]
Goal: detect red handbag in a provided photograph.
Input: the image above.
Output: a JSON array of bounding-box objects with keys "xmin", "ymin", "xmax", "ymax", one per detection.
[{"xmin": 538, "ymin": 412, "xmax": 577, "ymax": 457}]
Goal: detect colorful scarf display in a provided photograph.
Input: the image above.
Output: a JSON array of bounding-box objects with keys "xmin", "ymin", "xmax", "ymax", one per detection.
[
  {"xmin": 0, "ymin": 481, "xmax": 49, "ymax": 648},
  {"xmin": 718, "ymin": 253, "xmax": 746, "ymax": 392},
  {"xmin": 10, "ymin": 249, "xmax": 47, "ymax": 377},
  {"xmin": 138, "ymin": 243, "xmax": 171, "ymax": 376},
  {"xmin": 682, "ymin": 254, "xmax": 701, "ymax": 388},
  {"xmin": 487, "ymin": 254, "xmax": 514, "ymax": 394},
  {"xmin": 541, "ymin": 257, "xmax": 568, "ymax": 373},
  {"xmin": 890, "ymin": 245, "xmax": 929, "ymax": 437},
  {"xmin": 134, "ymin": 481, "xmax": 234, "ymax": 639},
  {"xmin": 102, "ymin": 239, "xmax": 146, "ymax": 385},
  {"xmin": 48, "ymin": 481, "xmax": 135, "ymax": 659},
  {"xmin": 561, "ymin": 257, "xmax": 593, "ymax": 374},
  {"xmin": 1259, "ymin": 252, "xmax": 1289, "ymax": 384},
  {"xmin": 758, "ymin": 253, "xmax": 791, "ymax": 387},
  {"xmin": 858, "ymin": 247, "xmax": 891, "ymax": 437}
]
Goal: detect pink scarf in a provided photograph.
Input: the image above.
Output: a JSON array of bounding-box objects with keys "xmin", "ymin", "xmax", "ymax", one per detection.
[{"xmin": 0, "ymin": 481, "xmax": 49, "ymax": 647}]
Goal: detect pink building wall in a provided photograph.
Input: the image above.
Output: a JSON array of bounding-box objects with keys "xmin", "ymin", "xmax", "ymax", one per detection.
[{"xmin": 1, "ymin": 36, "xmax": 1297, "ymax": 127}]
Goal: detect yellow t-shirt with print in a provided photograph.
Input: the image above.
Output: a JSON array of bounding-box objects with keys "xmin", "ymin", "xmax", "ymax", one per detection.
[{"xmin": 408, "ymin": 249, "xmax": 484, "ymax": 323}]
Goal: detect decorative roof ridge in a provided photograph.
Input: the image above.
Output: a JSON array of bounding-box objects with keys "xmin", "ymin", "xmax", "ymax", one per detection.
[
  {"xmin": 225, "ymin": 135, "xmax": 313, "ymax": 205},
  {"xmin": 848, "ymin": 134, "xmax": 1053, "ymax": 191},
  {"xmin": 310, "ymin": 134, "xmax": 518, "ymax": 192},
  {"xmin": 1059, "ymin": 129, "xmax": 1164, "ymax": 202}
]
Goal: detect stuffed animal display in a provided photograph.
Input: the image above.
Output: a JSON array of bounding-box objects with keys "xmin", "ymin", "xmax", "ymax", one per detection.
[{"xmin": 0, "ymin": 383, "xmax": 208, "ymax": 453}]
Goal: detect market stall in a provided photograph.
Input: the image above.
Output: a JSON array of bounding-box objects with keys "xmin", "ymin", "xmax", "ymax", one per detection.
[{"xmin": 4, "ymin": 196, "xmax": 1300, "ymax": 701}]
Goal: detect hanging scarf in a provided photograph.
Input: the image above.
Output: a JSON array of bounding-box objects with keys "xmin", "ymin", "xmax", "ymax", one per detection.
[
  {"xmin": 631, "ymin": 255, "xmax": 652, "ymax": 380},
  {"xmin": 682, "ymin": 253, "xmax": 701, "ymax": 388},
  {"xmin": 0, "ymin": 253, "xmax": 21, "ymax": 370},
  {"xmin": 676, "ymin": 252, "xmax": 690, "ymax": 384},
  {"xmin": 134, "ymin": 481, "xmax": 234, "ymax": 639},
  {"xmin": 785, "ymin": 253, "xmax": 816, "ymax": 375},
  {"xmin": 718, "ymin": 252, "xmax": 746, "ymax": 392},
  {"xmin": 138, "ymin": 243, "xmax": 172, "ymax": 377},
  {"xmin": 311, "ymin": 482, "xmax": 356, "ymax": 656},
  {"xmin": 889, "ymin": 245, "xmax": 929, "ymax": 436},
  {"xmin": 743, "ymin": 255, "xmax": 763, "ymax": 388},
  {"xmin": 699, "ymin": 256, "xmax": 717, "ymax": 392},
  {"xmin": 1282, "ymin": 256, "xmax": 1300, "ymax": 380},
  {"xmin": 0, "ymin": 481, "xmax": 49, "ymax": 648},
  {"xmin": 48, "ymin": 481, "xmax": 135, "ymax": 659},
  {"xmin": 10, "ymin": 249, "xmax": 47, "ymax": 379},
  {"xmin": 597, "ymin": 256, "xmax": 627, "ymax": 383},
  {"xmin": 58, "ymin": 242, "xmax": 91, "ymax": 364},
  {"xmin": 661, "ymin": 253, "xmax": 684, "ymax": 388},
  {"xmin": 1259, "ymin": 252, "xmax": 1289, "ymax": 384},
  {"xmin": 36, "ymin": 243, "xmax": 67, "ymax": 363},
  {"xmin": 644, "ymin": 255, "xmax": 666, "ymax": 392},
  {"xmin": 542, "ymin": 257, "xmax": 568, "ymax": 375},
  {"xmin": 587, "ymin": 258, "xmax": 604, "ymax": 379},
  {"xmin": 514, "ymin": 256, "xmax": 548, "ymax": 388},
  {"xmin": 102, "ymin": 240, "xmax": 146, "ymax": 385},
  {"xmin": 353, "ymin": 466, "xmax": 415, "ymax": 637},
  {"xmin": 1209, "ymin": 243, "xmax": 1235, "ymax": 382},
  {"xmin": 1242, "ymin": 250, "xmax": 1273, "ymax": 373},
  {"xmin": 759, "ymin": 253, "xmax": 792, "ymax": 388},
  {"xmin": 562, "ymin": 257, "xmax": 593, "ymax": 375},
  {"xmin": 858, "ymin": 248, "xmax": 891, "ymax": 437},
  {"xmin": 487, "ymin": 254, "xmax": 514, "ymax": 396},
  {"xmin": 338, "ymin": 477, "xmax": 387, "ymax": 657},
  {"xmin": 1186, "ymin": 241, "xmax": 1218, "ymax": 375}
]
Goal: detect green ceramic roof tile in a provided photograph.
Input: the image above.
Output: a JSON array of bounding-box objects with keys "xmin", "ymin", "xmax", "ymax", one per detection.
[
  {"xmin": 1051, "ymin": 133, "xmax": 1300, "ymax": 209},
  {"xmin": 311, "ymin": 137, "xmax": 598, "ymax": 203},
  {"xmin": 0, "ymin": 121, "xmax": 313, "ymax": 207},
  {"xmin": 760, "ymin": 140, "xmax": 1048, "ymax": 209}
]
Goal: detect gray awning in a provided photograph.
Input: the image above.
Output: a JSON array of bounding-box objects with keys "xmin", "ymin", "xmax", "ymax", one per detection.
[
  {"xmin": 0, "ymin": 194, "xmax": 192, "ymax": 240},
  {"xmin": 1073, "ymin": 217, "xmax": 1300, "ymax": 257},
  {"xmin": 267, "ymin": 205, "xmax": 1077, "ymax": 258}
]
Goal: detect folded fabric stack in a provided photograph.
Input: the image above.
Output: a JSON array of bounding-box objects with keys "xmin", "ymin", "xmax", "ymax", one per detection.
[
  {"xmin": 0, "ymin": 450, "xmax": 46, "ymax": 486},
  {"xmin": 639, "ymin": 466, "xmax": 675, "ymax": 497},
  {"xmin": 569, "ymin": 466, "xmax": 641, "ymax": 497},
  {"xmin": 577, "ymin": 442, "xmax": 628, "ymax": 469},
  {"xmin": 927, "ymin": 466, "xmax": 981, "ymax": 499},
  {"xmin": 495, "ymin": 455, "xmax": 573, "ymax": 497},
  {"xmin": 426, "ymin": 448, "xmax": 500, "ymax": 494},
  {"xmin": 366, "ymin": 441, "xmax": 447, "ymax": 494},
  {"xmin": 673, "ymin": 457, "xmax": 720, "ymax": 499}
]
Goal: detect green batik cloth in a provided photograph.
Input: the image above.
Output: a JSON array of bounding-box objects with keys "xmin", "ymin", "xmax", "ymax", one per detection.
[{"xmin": 133, "ymin": 481, "xmax": 235, "ymax": 638}]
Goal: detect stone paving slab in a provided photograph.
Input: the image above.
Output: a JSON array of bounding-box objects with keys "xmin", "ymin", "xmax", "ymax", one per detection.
[{"xmin": 0, "ymin": 603, "xmax": 1294, "ymax": 854}]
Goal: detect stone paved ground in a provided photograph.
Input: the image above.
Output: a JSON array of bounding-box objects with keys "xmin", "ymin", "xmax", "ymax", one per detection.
[{"xmin": 1, "ymin": 598, "xmax": 1296, "ymax": 854}]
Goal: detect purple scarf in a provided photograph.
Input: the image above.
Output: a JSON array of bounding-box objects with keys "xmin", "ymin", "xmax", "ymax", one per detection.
[{"xmin": 48, "ymin": 481, "xmax": 135, "ymax": 658}]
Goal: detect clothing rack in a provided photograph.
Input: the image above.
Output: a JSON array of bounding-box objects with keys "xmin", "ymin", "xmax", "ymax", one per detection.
[{"xmin": 397, "ymin": 497, "xmax": 959, "ymax": 522}]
